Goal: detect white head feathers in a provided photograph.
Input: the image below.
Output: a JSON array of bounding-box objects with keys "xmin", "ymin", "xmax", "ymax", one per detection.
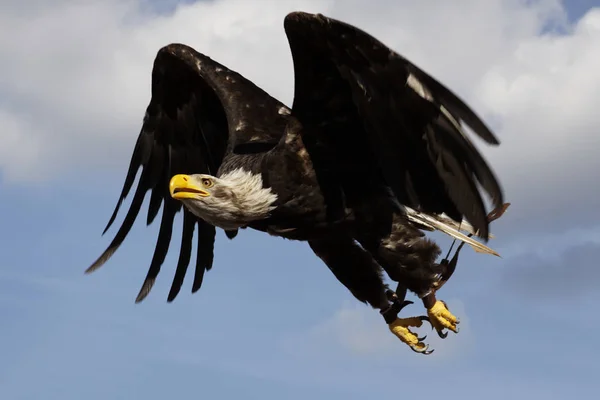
[{"xmin": 178, "ymin": 168, "xmax": 278, "ymax": 230}]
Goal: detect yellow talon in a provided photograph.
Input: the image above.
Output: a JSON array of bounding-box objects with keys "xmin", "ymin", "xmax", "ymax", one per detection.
[
  {"xmin": 388, "ymin": 317, "xmax": 433, "ymax": 354},
  {"xmin": 427, "ymin": 300, "xmax": 460, "ymax": 337}
]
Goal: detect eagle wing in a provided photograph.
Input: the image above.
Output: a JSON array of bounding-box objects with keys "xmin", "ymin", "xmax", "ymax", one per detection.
[
  {"xmin": 283, "ymin": 12, "xmax": 504, "ymax": 240},
  {"xmin": 87, "ymin": 44, "xmax": 287, "ymax": 303}
]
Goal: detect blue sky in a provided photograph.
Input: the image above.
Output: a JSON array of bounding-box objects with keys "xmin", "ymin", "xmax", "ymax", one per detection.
[{"xmin": 1, "ymin": 1, "xmax": 600, "ymax": 399}]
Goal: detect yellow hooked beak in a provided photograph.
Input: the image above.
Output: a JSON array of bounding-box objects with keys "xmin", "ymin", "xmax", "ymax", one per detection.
[{"xmin": 169, "ymin": 174, "xmax": 210, "ymax": 200}]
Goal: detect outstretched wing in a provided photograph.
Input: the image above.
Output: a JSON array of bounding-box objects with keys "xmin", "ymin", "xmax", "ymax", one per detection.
[
  {"xmin": 284, "ymin": 12, "xmax": 503, "ymax": 239},
  {"xmin": 283, "ymin": 12, "xmax": 504, "ymax": 240},
  {"xmin": 87, "ymin": 44, "xmax": 287, "ymax": 303}
]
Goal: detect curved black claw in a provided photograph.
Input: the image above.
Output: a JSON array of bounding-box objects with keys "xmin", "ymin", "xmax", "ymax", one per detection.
[
  {"xmin": 418, "ymin": 315, "xmax": 448, "ymax": 338},
  {"xmin": 417, "ymin": 334, "xmax": 428, "ymax": 342},
  {"xmin": 418, "ymin": 315, "xmax": 432, "ymax": 327},
  {"xmin": 410, "ymin": 344, "xmax": 434, "ymax": 355},
  {"xmin": 381, "ymin": 296, "xmax": 414, "ymax": 324},
  {"xmin": 398, "ymin": 300, "xmax": 414, "ymax": 312}
]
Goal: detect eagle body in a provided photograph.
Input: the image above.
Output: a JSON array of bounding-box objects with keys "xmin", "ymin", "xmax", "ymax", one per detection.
[{"xmin": 86, "ymin": 12, "xmax": 507, "ymax": 354}]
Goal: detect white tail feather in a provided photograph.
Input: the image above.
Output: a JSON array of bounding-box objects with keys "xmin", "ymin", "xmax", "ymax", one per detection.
[
  {"xmin": 404, "ymin": 207, "xmax": 501, "ymax": 257},
  {"xmin": 432, "ymin": 213, "xmax": 495, "ymax": 239}
]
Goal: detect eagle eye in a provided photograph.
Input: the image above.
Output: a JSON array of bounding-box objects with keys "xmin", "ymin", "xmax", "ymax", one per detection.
[{"xmin": 201, "ymin": 178, "xmax": 214, "ymax": 188}]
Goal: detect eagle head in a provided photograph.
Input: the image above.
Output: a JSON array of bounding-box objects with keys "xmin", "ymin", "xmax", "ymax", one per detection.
[{"xmin": 169, "ymin": 169, "xmax": 277, "ymax": 230}]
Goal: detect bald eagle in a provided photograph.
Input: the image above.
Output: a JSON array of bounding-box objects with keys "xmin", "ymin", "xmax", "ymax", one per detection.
[{"xmin": 86, "ymin": 11, "xmax": 508, "ymax": 354}]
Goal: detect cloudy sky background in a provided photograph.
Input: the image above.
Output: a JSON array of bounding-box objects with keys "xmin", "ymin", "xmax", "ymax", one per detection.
[{"xmin": 1, "ymin": 0, "xmax": 599, "ymax": 398}]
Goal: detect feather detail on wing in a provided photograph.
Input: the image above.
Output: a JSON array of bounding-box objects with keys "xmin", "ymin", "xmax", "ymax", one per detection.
[
  {"xmin": 405, "ymin": 203, "xmax": 510, "ymax": 256},
  {"xmin": 283, "ymin": 12, "xmax": 504, "ymax": 241},
  {"xmin": 85, "ymin": 44, "xmax": 289, "ymax": 302}
]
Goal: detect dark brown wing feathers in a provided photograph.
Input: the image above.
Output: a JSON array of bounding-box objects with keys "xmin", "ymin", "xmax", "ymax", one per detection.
[
  {"xmin": 284, "ymin": 12, "xmax": 503, "ymax": 239},
  {"xmin": 88, "ymin": 44, "xmax": 293, "ymax": 302},
  {"xmin": 87, "ymin": 46, "xmax": 230, "ymax": 303}
]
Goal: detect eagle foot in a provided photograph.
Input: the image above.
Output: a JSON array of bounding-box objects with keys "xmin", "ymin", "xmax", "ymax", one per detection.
[
  {"xmin": 426, "ymin": 300, "xmax": 459, "ymax": 339},
  {"xmin": 388, "ymin": 316, "xmax": 433, "ymax": 354}
]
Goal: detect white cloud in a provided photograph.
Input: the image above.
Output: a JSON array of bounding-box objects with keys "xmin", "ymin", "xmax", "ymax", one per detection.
[
  {"xmin": 0, "ymin": 110, "xmax": 44, "ymax": 181},
  {"xmin": 1, "ymin": 0, "xmax": 598, "ymax": 226},
  {"xmin": 475, "ymin": 8, "xmax": 600, "ymax": 227}
]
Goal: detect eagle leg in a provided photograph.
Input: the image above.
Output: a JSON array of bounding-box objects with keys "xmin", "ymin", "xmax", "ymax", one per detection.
[
  {"xmin": 381, "ymin": 287, "xmax": 433, "ymax": 355},
  {"xmin": 417, "ymin": 204, "xmax": 509, "ymax": 338},
  {"xmin": 420, "ymin": 229, "xmax": 466, "ymax": 339}
]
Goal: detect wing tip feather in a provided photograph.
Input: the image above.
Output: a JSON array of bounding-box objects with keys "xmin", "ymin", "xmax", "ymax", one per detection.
[
  {"xmin": 135, "ymin": 277, "xmax": 155, "ymax": 303},
  {"xmin": 101, "ymin": 198, "xmax": 124, "ymax": 235},
  {"xmin": 84, "ymin": 246, "xmax": 118, "ymax": 274},
  {"xmin": 167, "ymin": 288, "xmax": 180, "ymax": 303}
]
